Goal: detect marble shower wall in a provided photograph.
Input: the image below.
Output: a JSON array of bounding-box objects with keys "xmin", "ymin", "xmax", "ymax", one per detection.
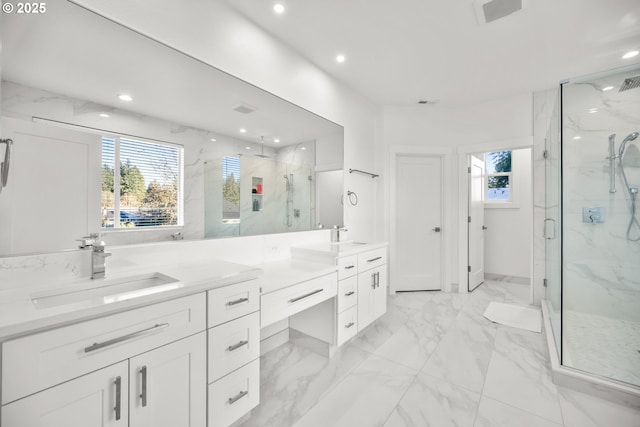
[{"xmin": 561, "ymin": 70, "xmax": 640, "ymax": 322}]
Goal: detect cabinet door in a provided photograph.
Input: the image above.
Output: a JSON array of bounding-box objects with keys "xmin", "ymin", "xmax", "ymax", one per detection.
[
  {"xmin": 357, "ymin": 265, "xmax": 388, "ymax": 332},
  {"xmin": 1, "ymin": 361, "xmax": 128, "ymax": 427},
  {"xmin": 357, "ymin": 269, "xmax": 377, "ymax": 330},
  {"xmin": 129, "ymin": 332, "xmax": 207, "ymax": 427},
  {"xmin": 372, "ymin": 265, "xmax": 388, "ymax": 320}
]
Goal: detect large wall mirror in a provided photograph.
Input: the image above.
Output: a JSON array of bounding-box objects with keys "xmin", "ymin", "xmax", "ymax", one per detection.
[{"xmin": 0, "ymin": 1, "xmax": 344, "ymax": 256}]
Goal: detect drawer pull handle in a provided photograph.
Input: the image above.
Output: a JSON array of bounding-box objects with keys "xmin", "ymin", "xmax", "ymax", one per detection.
[
  {"xmin": 227, "ymin": 297, "xmax": 249, "ymax": 306},
  {"xmin": 228, "ymin": 390, "xmax": 249, "ymax": 405},
  {"xmin": 344, "ymin": 265, "xmax": 355, "ymax": 270},
  {"xmin": 345, "ymin": 291, "xmax": 355, "ymax": 296},
  {"xmin": 289, "ymin": 288, "xmax": 323, "ymax": 303},
  {"xmin": 140, "ymin": 365, "xmax": 147, "ymax": 407},
  {"xmin": 228, "ymin": 340, "xmax": 249, "ymax": 352},
  {"xmin": 84, "ymin": 323, "xmax": 169, "ymax": 353},
  {"xmin": 367, "ymin": 256, "xmax": 382, "ymax": 263},
  {"xmin": 345, "ymin": 322, "xmax": 355, "ymax": 329},
  {"xmin": 114, "ymin": 376, "xmax": 122, "ymax": 420}
]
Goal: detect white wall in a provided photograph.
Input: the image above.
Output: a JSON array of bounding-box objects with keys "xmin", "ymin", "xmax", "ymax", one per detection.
[
  {"xmin": 383, "ymin": 93, "xmax": 533, "ymax": 291},
  {"xmin": 70, "ymin": 0, "xmax": 382, "ymax": 244},
  {"xmin": 484, "ymin": 148, "xmax": 532, "ymax": 279}
]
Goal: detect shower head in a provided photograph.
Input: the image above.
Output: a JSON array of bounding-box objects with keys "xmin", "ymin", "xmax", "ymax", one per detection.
[{"xmin": 618, "ymin": 132, "xmax": 640, "ymax": 157}]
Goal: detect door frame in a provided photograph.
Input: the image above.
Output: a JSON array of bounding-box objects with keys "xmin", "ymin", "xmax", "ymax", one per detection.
[
  {"xmin": 389, "ymin": 145, "xmax": 453, "ymax": 293},
  {"xmin": 456, "ymin": 137, "xmax": 533, "ymax": 300}
]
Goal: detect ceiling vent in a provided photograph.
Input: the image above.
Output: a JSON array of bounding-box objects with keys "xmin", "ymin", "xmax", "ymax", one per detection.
[
  {"xmin": 473, "ymin": 0, "xmax": 528, "ymax": 24},
  {"xmin": 233, "ymin": 103, "xmax": 257, "ymax": 114}
]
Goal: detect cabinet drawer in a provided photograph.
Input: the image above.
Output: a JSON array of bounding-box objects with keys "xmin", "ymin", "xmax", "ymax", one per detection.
[
  {"xmin": 337, "ymin": 276, "xmax": 358, "ymax": 312},
  {"xmin": 358, "ymin": 247, "xmax": 387, "ymax": 271},
  {"xmin": 337, "ymin": 255, "xmax": 358, "ymax": 280},
  {"xmin": 261, "ymin": 274, "xmax": 337, "ymax": 327},
  {"xmin": 208, "ymin": 358, "xmax": 260, "ymax": 427},
  {"xmin": 336, "ymin": 306, "xmax": 358, "ymax": 346},
  {"xmin": 208, "ymin": 312, "xmax": 260, "ymax": 383},
  {"xmin": 208, "ymin": 279, "xmax": 260, "ymax": 328},
  {"xmin": 2, "ymin": 293, "xmax": 206, "ymax": 405}
]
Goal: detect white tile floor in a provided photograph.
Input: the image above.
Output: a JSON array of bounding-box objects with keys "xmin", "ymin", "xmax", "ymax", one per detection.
[{"xmin": 234, "ymin": 280, "xmax": 640, "ymax": 427}]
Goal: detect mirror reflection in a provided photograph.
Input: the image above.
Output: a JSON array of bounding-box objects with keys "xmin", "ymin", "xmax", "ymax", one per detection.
[{"xmin": 0, "ymin": 1, "xmax": 343, "ymax": 256}]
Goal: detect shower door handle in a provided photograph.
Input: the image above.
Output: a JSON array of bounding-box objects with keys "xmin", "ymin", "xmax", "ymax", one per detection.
[{"xmin": 544, "ymin": 218, "xmax": 556, "ymax": 239}]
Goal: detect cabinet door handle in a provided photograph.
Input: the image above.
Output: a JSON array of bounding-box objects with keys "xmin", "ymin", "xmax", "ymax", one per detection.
[
  {"xmin": 140, "ymin": 366, "xmax": 147, "ymax": 407},
  {"xmin": 84, "ymin": 323, "xmax": 169, "ymax": 353},
  {"xmin": 345, "ymin": 291, "xmax": 355, "ymax": 296},
  {"xmin": 367, "ymin": 256, "xmax": 382, "ymax": 263},
  {"xmin": 289, "ymin": 288, "xmax": 323, "ymax": 303},
  {"xmin": 228, "ymin": 390, "xmax": 249, "ymax": 405},
  {"xmin": 371, "ymin": 273, "xmax": 376, "ymax": 289},
  {"xmin": 227, "ymin": 297, "xmax": 249, "ymax": 306},
  {"xmin": 345, "ymin": 322, "xmax": 355, "ymax": 329},
  {"xmin": 344, "ymin": 265, "xmax": 355, "ymax": 270},
  {"xmin": 228, "ymin": 340, "xmax": 249, "ymax": 352},
  {"xmin": 114, "ymin": 376, "xmax": 122, "ymax": 421}
]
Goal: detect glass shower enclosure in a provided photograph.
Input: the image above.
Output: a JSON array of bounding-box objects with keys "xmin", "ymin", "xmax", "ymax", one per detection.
[{"xmin": 545, "ymin": 64, "xmax": 640, "ymax": 389}]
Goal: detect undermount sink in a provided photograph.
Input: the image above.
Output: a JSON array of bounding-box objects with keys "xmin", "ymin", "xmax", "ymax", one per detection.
[
  {"xmin": 31, "ymin": 272, "xmax": 183, "ymax": 309},
  {"xmin": 330, "ymin": 241, "xmax": 367, "ymax": 246}
]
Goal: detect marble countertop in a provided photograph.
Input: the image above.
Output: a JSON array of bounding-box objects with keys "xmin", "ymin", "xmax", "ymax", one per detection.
[
  {"xmin": 0, "ymin": 258, "xmax": 261, "ymax": 341},
  {"xmin": 258, "ymin": 259, "xmax": 338, "ymax": 294},
  {"xmin": 291, "ymin": 241, "xmax": 388, "ymax": 258}
]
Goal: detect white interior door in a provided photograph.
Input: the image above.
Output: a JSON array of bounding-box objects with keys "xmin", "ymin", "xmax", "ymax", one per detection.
[
  {"xmin": 0, "ymin": 117, "xmax": 101, "ymax": 255},
  {"xmin": 468, "ymin": 155, "xmax": 485, "ymax": 291},
  {"xmin": 394, "ymin": 155, "xmax": 442, "ymax": 291}
]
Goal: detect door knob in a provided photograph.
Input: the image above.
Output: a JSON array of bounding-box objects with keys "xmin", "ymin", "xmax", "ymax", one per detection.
[
  {"xmin": 432, "ymin": 227, "xmax": 441, "ymax": 232},
  {"xmin": 482, "ymin": 225, "xmax": 488, "ymax": 230}
]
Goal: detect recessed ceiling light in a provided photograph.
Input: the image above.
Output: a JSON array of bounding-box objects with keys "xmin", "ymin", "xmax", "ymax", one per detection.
[
  {"xmin": 240, "ymin": 128, "xmax": 247, "ymax": 133},
  {"xmin": 622, "ymin": 50, "xmax": 639, "ymax": 59},
  {"xmin": 588, "ymin": 108, "xmax": 599, "ymax": 113},
  {"xmin": 602, "ymin": 86, "xmax": 614, "ymax": 92},
  {"xmin": 336, "ymin": 54, "xmax": 346, "ymax": 64},
  {"xmin": 573, "ymin": 136, "xmax": 582, "ymax": 140},
  {"xmin": 301, "ymin": 147, "xmax": 307, "ymax": 150},
  {"xmin": 210, "ymin": 138, "xmax": 217, "ymax": 142},
  {"xmin": 245, "ymin": 146, "xmax": 251, "ymax": 150},
  {"xmin": 274, "ymin": 138, "xmax": 280, "ymax": 143},
  {"xmin": 117, "ymin": 93, "xmax": 133, "ymax": 102},
  {"xmin": 99, "ymin": 113, "xmax": 110, "ymax": 118},
  {"xmin": 273, "ymin": 3, "xmax": 285, "ymax": 14}
]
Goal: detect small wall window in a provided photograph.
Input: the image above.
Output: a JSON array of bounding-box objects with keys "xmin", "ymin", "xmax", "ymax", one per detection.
[
  {"xmin": 222, "ymin": 156, "xmax": 241, "ymax": 223},
  {"xmin": 101, "ymin": 136, "xmax": 184, "ymax": 228},
  {"xmin": 485, "ymin": 151, "xmax": 512, "ymax": 202}
]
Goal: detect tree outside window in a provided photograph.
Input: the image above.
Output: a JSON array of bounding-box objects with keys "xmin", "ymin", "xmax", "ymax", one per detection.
[{"xmin": 485, "ymin": 151, "xmax": 512, "ymax": 202}]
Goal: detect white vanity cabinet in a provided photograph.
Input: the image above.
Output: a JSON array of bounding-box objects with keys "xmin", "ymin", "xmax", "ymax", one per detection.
[
  {"xmin": 1, "ymin": 293, "xmax": 208, "ymax": 427},
  {"xmin": 291, "ymin": 243, "xmax": 389, "ymax": 347},
  {"xmin": 206, "ymin": 279, "xmax": 261, "ymax": 427},
  {"xmin": 356, "ymin": 248, "xmax": 388, "ymax": 331}
]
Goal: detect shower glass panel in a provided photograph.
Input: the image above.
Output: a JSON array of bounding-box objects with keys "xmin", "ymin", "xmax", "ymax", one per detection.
[
  {"xmin": 560, "ymin": 65, "xmax": 640, "ymax": 387},
  {"xmin": 545, "ymin": 89, "xmax": 562, "ymax": 359}
]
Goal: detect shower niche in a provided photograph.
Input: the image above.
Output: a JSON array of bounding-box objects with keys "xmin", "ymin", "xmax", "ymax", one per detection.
[{"xmin": 251, "ymin": 177, "xmax": 263, "ymax": 212}]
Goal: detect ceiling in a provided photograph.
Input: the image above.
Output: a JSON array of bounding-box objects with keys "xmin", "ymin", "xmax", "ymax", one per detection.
[{"xmin": 223, "ymin": 0, "xmax": 640, "ymax": 107}]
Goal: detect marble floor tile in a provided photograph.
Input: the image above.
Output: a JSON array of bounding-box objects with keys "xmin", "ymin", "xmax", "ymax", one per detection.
[
  {"xmin": 350, "ymin": 298, "xmax": 415, "ymax": 353},
  {"xmin": 292, "ymin": 354, "xmax": 417, "ymax": 427},
  {"xmin": 558, "ymin": 387, "xmax": 640, "ymax": 427},
  {"xmin": 482, "ymin": 328, "xmax": 563, "ymax": 424},
  {"xmin": 382, "ymin": 373, "xmax": 481, "ymax": 427},
  {"xmin": 474, "ymin": 396, "xmax": 563, "ymax": 427},
  {"xmin": 373, "ymin": 322, "xmax": 442, "ymax": 371},
  {"xmin": 233, "ymin": 342, "xmax": 370, "ymax": 427},
  {"xmin": 422, "ymin": 310, "xmax": 497, "ymax": 393}
]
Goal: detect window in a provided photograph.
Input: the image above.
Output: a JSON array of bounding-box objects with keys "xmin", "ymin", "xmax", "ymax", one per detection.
[
  {"xmin": 485, "ymin": 151, "xmax": 512, "ymax": 202},
  {"xmin": 101, "ymin": 136, "xmax": 184, "ymax": 228},
  {"xmin": 222, "ymin": 156, "xmax": 240, "ymax": 223}
]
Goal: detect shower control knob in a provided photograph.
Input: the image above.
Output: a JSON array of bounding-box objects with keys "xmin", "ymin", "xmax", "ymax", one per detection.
[{"xmin": 432, "ymin": 226, "xmax": 441, "ymax": 232}]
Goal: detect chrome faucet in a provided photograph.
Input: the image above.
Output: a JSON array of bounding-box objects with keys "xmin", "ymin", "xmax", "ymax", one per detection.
[
  {"xmin": 78, "ymin": 233, "xmax": 112, "ymax": 279},
  {"xmin": 331, "ymin": 225, "xmax": 348, "ymax": 243}
]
